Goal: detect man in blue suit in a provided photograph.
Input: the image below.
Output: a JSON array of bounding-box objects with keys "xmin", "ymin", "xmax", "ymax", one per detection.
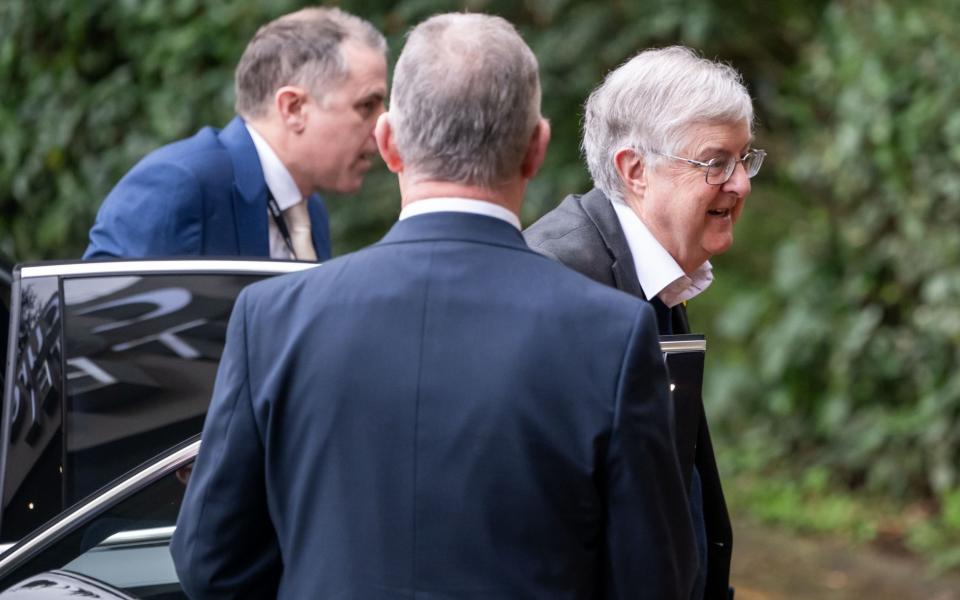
[
  {"xmin": 171, "ymin": 13, "xmax": 697, "ymax": 599},
  {"xmin": 83, "ymin": 7, "xmax": 387, "ymax": 261}
]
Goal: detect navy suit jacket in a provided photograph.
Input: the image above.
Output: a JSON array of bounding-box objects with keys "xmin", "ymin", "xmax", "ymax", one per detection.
[
  {"xmin": 83, "ymin": 116, "xmax": 331, "ymax": 260},
  {"xmin": 170, "ymin": 212, "xmax": 697, "ymax": 599},
  {"xmin": 524, "ymin": 189, "xmax": 733, "ymax": 600}
]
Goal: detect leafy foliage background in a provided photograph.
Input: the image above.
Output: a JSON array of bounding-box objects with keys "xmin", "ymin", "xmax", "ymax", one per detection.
[{"xmin": 2, "ymin": 0, "xmax": 958, "ymax": 562}]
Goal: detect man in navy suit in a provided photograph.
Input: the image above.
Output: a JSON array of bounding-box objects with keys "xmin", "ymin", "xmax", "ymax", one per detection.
[
  {"xmin": 83, "ymin": 7, "xmax": 387, "ymax": 261},
  {"xmin": 171, "ymin": 13, "xmax": 697, "ymax": 599}
]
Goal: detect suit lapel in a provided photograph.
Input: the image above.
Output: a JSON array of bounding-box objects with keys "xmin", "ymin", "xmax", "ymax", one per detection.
[
  {"xmin": 219, "ymin": 116, "xmax": 270, "ymax": 256},
  {"xmin": 580, "ymin": 190, "xmax": 695, "ymax": 334},
  {"xmin": 579, "ymin": 189, "xmax": 646, "ymax": 299},
  {"xmin": 306, "ymin": 194, "xmax": 331, "ymax": 260}
]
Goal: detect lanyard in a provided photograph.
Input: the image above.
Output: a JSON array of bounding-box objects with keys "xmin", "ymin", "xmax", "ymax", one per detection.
[{"xmin": 266, "ymin": 192, "xmax": 297, "ymax": 259}]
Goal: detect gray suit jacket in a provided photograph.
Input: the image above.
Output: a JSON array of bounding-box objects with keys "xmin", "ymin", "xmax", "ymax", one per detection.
[{"xmin": 525, "ymin": 188, "xmax": 733, "ymax": 600}]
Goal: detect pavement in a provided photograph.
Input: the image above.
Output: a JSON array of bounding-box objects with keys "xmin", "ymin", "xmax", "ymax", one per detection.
[{"xmin": 730, "ymin": 517, "xmax": 960, "ymax": 600}]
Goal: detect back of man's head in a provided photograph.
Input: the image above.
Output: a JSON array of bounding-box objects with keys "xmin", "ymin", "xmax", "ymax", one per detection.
[
  {"xmin": 389, "ymin": 13, "xmax": 541, "ymax": 188},
  {"xmin": 235, "ymin": 7, "xmax": 386, "ymax": 119}
]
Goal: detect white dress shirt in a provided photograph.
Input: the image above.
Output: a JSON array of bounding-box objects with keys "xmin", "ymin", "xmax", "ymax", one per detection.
[
  {"xmin": 610, "ymin": 199, "xmax": 713, "ymax": 307},
  {"xmin": 245, "ymin": 123, "xmax": 304, "ymax": 259},
  {"xmin": 399, "ymin": 197, "xmax": 521, "ymax": 230}
]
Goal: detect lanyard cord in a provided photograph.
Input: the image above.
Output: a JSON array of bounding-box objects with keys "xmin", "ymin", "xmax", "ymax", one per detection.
[{"xmin": 266, "ymin": 192, "xmax": 297, "ymax": 259}]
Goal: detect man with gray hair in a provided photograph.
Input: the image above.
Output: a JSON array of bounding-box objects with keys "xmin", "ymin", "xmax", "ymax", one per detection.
[
  {"xmin": 84, "ymin": 7, "xmax": 387, "ymax": 261},
  {"xmin": 526, "ymin": 46, "xmax": 766, "ymax": 599},
  {"xmin": 171, "ymin": 14, "xmax": 697, "ymax": 599}
]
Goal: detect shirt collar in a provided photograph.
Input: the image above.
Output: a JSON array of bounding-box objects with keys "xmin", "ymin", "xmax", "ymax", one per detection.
[
  {"xmin": 610, "ymin": 199, "xmax": 713, "ymax": 307},
  {"xmin": 245, "ymin": 122, "xmax": 303, "ymax": 211},
  {"xmin": 399, "ymin": 197, "xmax": 521, "ymax": 231}
]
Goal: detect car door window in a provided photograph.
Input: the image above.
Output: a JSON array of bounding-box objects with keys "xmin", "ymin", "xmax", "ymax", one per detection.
[
  {"xmin": 0, "ymin": 460, "xmax": 192, "ymax": 599},
  {"xmin": 61, "ymin": 274, "xmax": 262, "ymax": 505},
  {"xmin": 3, "ymin": 262, "xmax": 313, "ymax": 543}
]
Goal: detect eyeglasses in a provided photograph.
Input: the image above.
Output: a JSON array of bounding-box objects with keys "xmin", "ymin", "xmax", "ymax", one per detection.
[{"xmin": 654, "ymin": 148, "xmax": 767, "ymax": 185}]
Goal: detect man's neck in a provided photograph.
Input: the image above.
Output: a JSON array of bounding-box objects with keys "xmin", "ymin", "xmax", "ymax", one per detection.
[
  {"xmin": 620, "ymin": 192, "xmax": 707, "ymax": 275},
  {"xmin": 399, "ymin": 177, "xmax": 523, "ymax": 220},
  {"xmin": 245, "ymin": 117, "xmax": 310, "ymax": 198}
]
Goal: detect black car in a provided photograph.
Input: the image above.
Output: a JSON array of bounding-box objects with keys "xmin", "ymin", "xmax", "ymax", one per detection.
[
  {"xmin": 0, "ymin": 259, "xmax": 707, "ymax": 598},
  {"xmin": 1, "ymin": 259, "xmax": 317, "ymax": 542}
]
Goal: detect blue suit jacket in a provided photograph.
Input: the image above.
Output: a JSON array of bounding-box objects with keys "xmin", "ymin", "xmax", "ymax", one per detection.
[
  {"xmin": 83, "ymin": 116, "xmax": 331, "ymax": 260},
  {"xmin": 170, "ymin": 212, "xmax": 697, "ymax": 599}
]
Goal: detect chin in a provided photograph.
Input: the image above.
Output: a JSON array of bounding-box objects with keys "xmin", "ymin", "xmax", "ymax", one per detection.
[
  {"xmin": 332, "ymin": 180, "xmax": 364, "ymax": 195},
  {"xmin": 702, "ymin": 232, "xmax": 735, "ymax": 255},
  {"xmin": 706, "ymin": 239, "xmax": 734, "ymax": 256}
]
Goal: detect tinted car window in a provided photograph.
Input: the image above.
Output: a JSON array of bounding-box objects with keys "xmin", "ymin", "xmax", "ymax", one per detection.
[
  {"xmin": 2, "ymin": 268, "xmax": 275, "ymax": 542},
  {"xmin": 61, "ymin": 274, "xmax": 260, "ymax": 503}
]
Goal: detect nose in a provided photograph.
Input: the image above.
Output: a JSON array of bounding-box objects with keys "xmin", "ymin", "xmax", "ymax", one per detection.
[
  {"xmin": 363, "ymin": 132, "xmax": 378, "ymax": 154},
  {"xmin": 365, "ymin": 112, "xmax": 383, "ymax": 150},
  {"xmin": 722, "ymin": 160, "xmax": 752, "ymax": 198}
]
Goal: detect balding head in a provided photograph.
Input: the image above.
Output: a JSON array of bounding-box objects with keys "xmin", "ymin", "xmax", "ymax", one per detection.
[{"xmin": 388, "ymin": 13, "xmax": 542, "ymax": 188}]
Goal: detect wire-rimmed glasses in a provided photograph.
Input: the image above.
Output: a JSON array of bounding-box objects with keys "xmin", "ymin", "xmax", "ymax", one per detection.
[{"xmin": 654, "ymin": 148, "xmax": 767, "ymax": 185}]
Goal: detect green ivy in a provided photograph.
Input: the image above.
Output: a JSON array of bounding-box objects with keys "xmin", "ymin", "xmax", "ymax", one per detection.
[{"xmin": 703, "ymin": 0, "xmax": 960, "ymax": 552}]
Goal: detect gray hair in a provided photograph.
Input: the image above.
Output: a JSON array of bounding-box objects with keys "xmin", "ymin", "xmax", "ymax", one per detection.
[
  {"xmin": 582, "ymin": 46, "xmax": 754, "ymax": 201},
  {"xmin": 390, "ymin": 13, "xmax": 541, "ymax": 187},
  {"xmin": 235, "ymin": 7, "xmax": 386, "ymax": 119}
]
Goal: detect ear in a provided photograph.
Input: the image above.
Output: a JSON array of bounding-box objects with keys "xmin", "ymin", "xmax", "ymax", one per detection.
[
  {"xmin": 375, "ymin": 112, "xmax": 404, "ymax": 173},
  {"xmin": 520, "ymin": 118, "xmax": 551, "ymax": 179},
  {"xmin": 613, "ymin": 147, "xmax": 647, "ymax": 198},
  {"xmin": 275, "ymin": 85, "xmax": 309, "ymax": 133}
]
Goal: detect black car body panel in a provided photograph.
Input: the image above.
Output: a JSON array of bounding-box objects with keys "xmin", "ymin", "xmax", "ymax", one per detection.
[{"xmin": 0, "ymin": 255, "xmax": 13, "ymax": 401}]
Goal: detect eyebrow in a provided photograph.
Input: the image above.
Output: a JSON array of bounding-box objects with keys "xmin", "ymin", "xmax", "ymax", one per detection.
[
  {"xmin": 355, "ymin": 91, "xmax": 385, "ymax": 106},
  {"xmin": 694, "ymin": 146, "xmax": 733, "ymax": 160},
  {"xmin": 696, "ymin": 140, "xmax": 755, "ymax": 159}
]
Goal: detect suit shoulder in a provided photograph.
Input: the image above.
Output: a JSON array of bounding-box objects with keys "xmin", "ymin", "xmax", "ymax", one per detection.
[
  {"xmin": 524, "ymin": 195, "xmax": 594, "ymax": 243},
  {"xmin": 240, "ymin": 264, "xmax": 318, "ymax": 303},
  {"xmin": 523, "ymin": 248, "xmax": 638, "ymax": 312},
  {"xmin": 239, "ymin": 251, "xmax": 357, "ymax": 308},
  {"xmin": 100, "ymin": 126, "xmax": 236, "ymax": 218},
  {"xmin": 525, "ymin": 196, "xmax": 605, "ymax": 255},
  {"xmin": 529, "ymin": 259, "xmax": 657, "ymax": 371},
  {"xmin": 524, "ymin": 197, "xmax": 614, "ymax": 286},
  {"xmin": 129, "ymin": 125, "xmax": 233, "ymax": 182}
]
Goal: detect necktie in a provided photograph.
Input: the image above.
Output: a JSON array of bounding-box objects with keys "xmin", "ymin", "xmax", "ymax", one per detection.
[{"xmin": 283, "ymin": 201, "xmax": 317, "ymax": 261}]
